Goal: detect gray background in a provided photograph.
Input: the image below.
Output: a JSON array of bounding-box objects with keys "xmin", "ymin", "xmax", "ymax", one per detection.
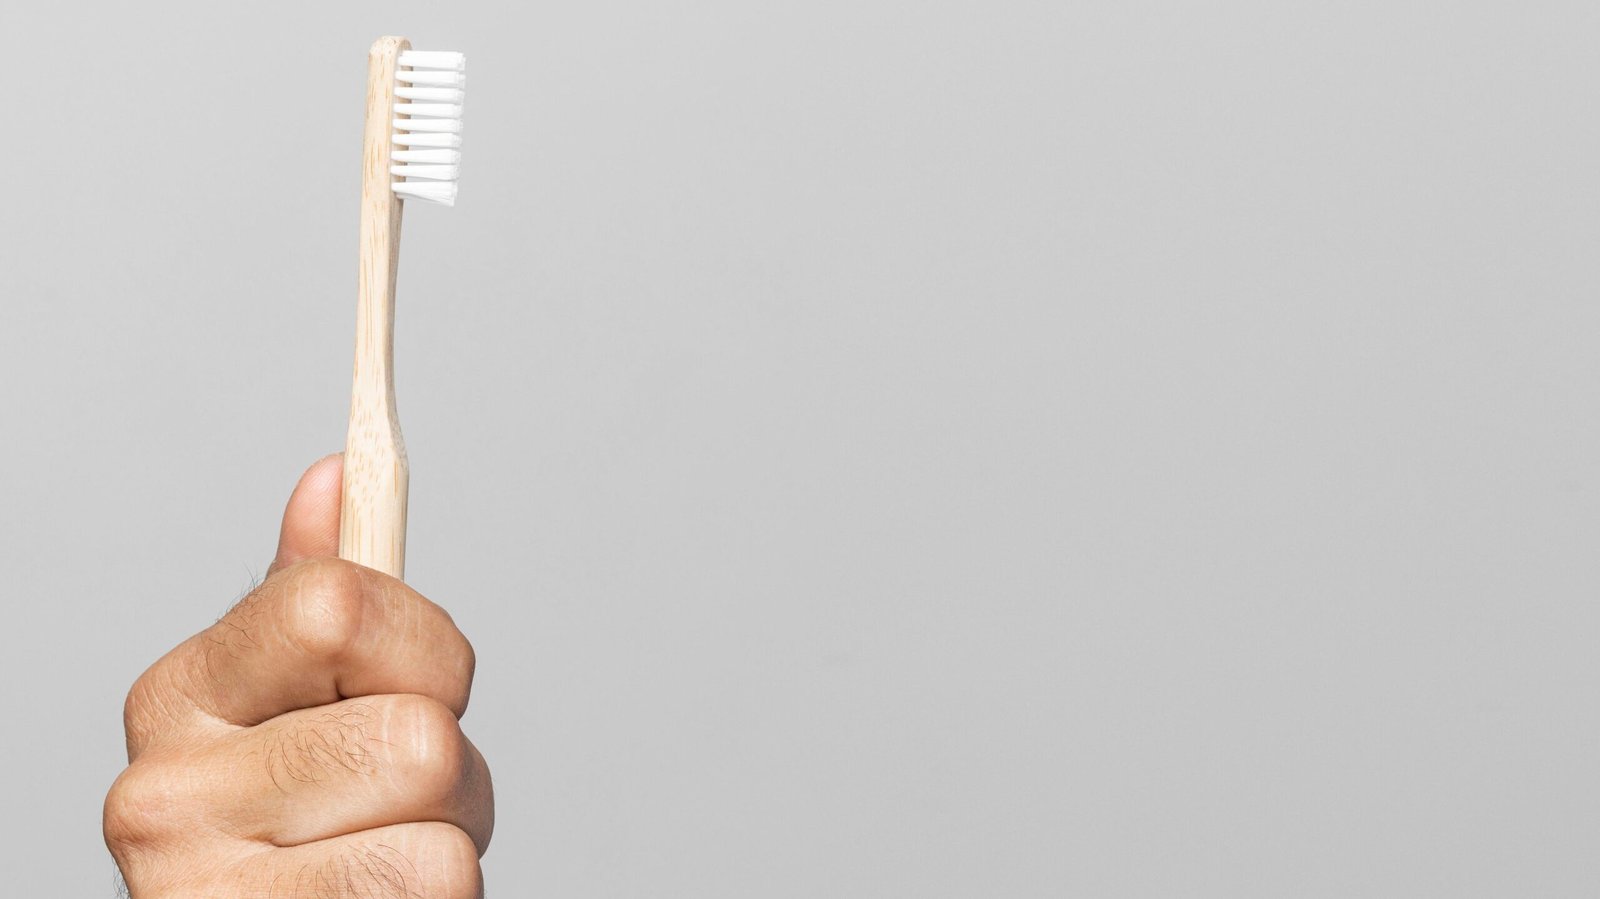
[{"xmin": 1, "ymin": 1, "xmax": 1596, "ymax": 896}]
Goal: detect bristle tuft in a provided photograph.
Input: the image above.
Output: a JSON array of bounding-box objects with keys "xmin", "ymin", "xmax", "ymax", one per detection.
[
  {"xmin": 396, "ymin": 86, "xmax": 464, "ymax": 103},
  {"xmin": 393, "ymin": 181, "xmax": 458, "ymax": 206},
  {"xmin": 393, "ymin": 132, "xmax": 462, "ymax": 148},
  {"xmin": 391, "ymin": 164, "xmax": 460, "ymax": 181},
  {"xmin": 392, "ymin": 117, "xmax": 462, "ymax": 133},
  {"xmin": 393, "ymin": 148, "xmax": 462, "ymax": 164},
  {"xmin": 398, "ymin": 50, "xmax": 465, "ymax": 71},
  {"xmin": 396, "ymin": 69, "xmax": 465, "ymax": 87}
]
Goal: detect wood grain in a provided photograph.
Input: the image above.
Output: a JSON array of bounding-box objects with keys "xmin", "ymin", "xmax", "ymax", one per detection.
[{"xmin": 340, "ymin": 35, "xmax": 411, "ymax": 579}]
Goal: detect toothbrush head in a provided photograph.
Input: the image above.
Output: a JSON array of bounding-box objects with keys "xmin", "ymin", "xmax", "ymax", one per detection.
[{"xmin": 391, "ymin": 50, "xmax": 466, "ymax": 207}]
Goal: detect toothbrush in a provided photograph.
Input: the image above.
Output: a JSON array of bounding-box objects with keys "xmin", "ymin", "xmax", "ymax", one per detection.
[{"xmin": 339, "ymin": 36, "xmax": 465, "ymax": 579}]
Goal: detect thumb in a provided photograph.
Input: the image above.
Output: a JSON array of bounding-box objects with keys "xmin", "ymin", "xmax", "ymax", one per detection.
[{"xmin": 267, "ymin": 453, "xmax": 344, "ymax": 576}]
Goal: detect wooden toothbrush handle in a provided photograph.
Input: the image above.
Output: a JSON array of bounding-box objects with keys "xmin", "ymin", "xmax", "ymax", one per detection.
[{"xmin": 341, "ymin": 36, "xmax": 412, "ymax": 579}]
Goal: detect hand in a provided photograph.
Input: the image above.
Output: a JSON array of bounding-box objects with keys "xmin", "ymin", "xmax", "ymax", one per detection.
[{"xmin": 104, "ymin": 455, "xmax": 492, "ymax": 898}]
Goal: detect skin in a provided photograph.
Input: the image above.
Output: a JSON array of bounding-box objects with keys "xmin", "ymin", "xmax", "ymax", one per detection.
[{"xmin": 104, "ymin": 455, "xmax": 492, "ymax": 898}]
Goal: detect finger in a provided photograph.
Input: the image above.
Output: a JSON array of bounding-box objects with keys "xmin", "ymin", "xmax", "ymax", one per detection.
[
  {"xmin": 126, "ymin": 559, "xmax": 475, "ymax": 752},
  {"xmin": 234, "ymin": 821, "xmax": 483, "ymax": 899},
  {"xmin": 217, "ymin": 695, "xmax": 494, "ymax": 854},
  {"xmin": 269, "ymin": 453, "xmax": 344, "ymax": 577}
]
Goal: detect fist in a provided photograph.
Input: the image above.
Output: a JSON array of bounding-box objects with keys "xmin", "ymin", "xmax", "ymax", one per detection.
[{"xmin": 103, "ymin": 456, "xmax": 492, "ymax": 897}]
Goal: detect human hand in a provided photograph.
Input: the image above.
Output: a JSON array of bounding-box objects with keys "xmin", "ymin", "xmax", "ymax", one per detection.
[{"xmin": 104, "ymin": 455, "xmax": 492, "ymax": 897}]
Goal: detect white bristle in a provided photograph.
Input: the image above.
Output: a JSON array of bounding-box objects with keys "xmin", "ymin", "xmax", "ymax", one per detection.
[
  {"xmin": 393, "ymin": 117, "xmax": 462, "ymax": 133},
  {"xmin": 395, "ymin": 86, "xmax": 464, "ymax": 103},
  {"xmin": 394, "ymin": 103, "xmax": 463, "ymax": 119},
  {"xmin": 393, "ymin": 132, "xmax": 462, "ymax": 148},
  {"xmin": 394, "ymin": 181, "xmax": 459, "ymax": 205},
  {"xmin": 398, "ymin": 50, "xmax": 465, "ymax": 71},
  {"xmin": 391, "ymin": 48, "xmax": 465, "ymax": 206},
  {"xmin": 391, "ymin": 164, "xmax": 460, "ymax": 180},
  {"xmin": 397, "ymin": 69, "xmax": 465, "ymax": 87},
  {"xmin": 393, "ymin": 148, "xmax": 461, "ymax": 164}
]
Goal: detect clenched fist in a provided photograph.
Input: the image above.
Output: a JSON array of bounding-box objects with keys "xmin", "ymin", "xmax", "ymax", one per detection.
[{"xmin": 104, "ymin": 456, "xmax": 493, "ymax": 897}]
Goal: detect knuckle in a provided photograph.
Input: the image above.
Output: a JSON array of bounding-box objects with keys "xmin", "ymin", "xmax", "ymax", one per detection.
[
  {"xmin": 282, "ymin": 558, "xmax": 370, "ymax": 658},
  {"xmin": 385, "ymin": 695, "xmax": 468, "ymax": 802},
  {"xmin": 103, "ymin": 761, "xmax": 179, "ymax": 849},
  {"xmin": 122, "ymin": 662, "xmax": 193, "ymax": 755},
  {"xmin": 460, "ymin": 634, "xmax": 478, "ymax": 692},
  {"xmin": 444, "ymin": 631, "xmax": 477, "ymax": 718},
  {"xmin": 121, "ymin": 676, "xmax": 148, "ymax": 725},
  {"xmin": 121, "ymin": 673, "xmax": 162, "ymax": 750}
]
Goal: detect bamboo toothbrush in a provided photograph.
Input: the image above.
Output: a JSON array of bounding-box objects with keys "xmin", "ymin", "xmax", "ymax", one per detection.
[{"xmin": 339, "ymin": 36, "xmax": 466, "ymax": 579}]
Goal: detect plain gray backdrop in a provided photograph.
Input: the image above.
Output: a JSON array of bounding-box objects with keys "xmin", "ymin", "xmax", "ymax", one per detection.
[{"xmin": 2, "ymin": 0, "xmax": 1597, "ymax": 895}]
